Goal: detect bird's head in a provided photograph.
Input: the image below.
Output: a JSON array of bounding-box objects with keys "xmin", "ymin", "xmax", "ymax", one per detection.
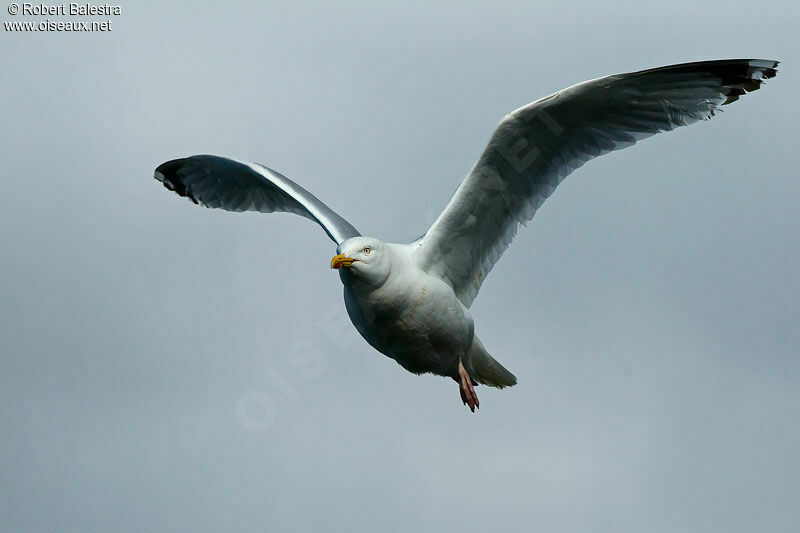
[{"xmin": 331, "ymin": 236, "xmax": 391, "ymax": 287}]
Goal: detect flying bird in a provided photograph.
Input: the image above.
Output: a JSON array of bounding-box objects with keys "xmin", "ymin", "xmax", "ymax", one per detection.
[{"xmin": 155, "ymin": 59, "xmax": 778, "ymax": 412}]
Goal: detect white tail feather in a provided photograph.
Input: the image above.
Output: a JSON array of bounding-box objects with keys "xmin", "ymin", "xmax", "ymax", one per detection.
[{"xmin": 467, "ymin": 336, "xmax": 517, "ymax": 388}]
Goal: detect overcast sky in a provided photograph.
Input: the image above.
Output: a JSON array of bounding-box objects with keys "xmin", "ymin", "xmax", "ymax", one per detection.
[{"xmin": 1, "ymin": 1, "xmax": 798, "ymax": 532}]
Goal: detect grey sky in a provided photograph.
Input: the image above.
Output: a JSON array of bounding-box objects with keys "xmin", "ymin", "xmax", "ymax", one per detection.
[{"xmin": 1, "ymin": 1, "xmax": 798, "ymax": 531}]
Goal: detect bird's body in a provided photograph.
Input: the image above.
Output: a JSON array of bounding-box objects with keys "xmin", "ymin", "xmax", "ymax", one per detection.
[
  {"xmin": 340, "ymin": 242, "xmax": 473, "ymax": 378},
  {"xmin": 155, "ymin": 58, "xmax": 778, "ymax": 411},
  {"xmin": 337, "ymin": 240, "xmax": 502, "ymax": 386},
  {"xmin": 333, "ymin": 237, "xmax": 516, "ymax": 408}
]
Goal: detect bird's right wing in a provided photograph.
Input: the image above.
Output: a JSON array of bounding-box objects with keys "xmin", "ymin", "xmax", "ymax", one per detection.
[
  {"xmin": 154, "ymin": 155, "xmax": 361, "ymax": 245},
  {"xmin": 414, "ymin": 59, "xmax": 779, "ymax": 307}
]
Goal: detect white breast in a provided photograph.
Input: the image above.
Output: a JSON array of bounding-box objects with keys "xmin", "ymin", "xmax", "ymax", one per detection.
[{"xmin": 343, "ymin": 244, "xmax": 473, "ymax": 377}]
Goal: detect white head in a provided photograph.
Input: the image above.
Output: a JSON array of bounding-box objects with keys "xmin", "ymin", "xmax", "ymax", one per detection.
[{"xmin": 330, "ymin": 236, "xmax": 391, "ymax": 288}]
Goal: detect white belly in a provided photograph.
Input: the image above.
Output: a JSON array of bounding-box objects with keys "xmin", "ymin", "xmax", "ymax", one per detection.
[{"xmin": 343, "ymin": 268, "xmax": 473, "ymax": 378}]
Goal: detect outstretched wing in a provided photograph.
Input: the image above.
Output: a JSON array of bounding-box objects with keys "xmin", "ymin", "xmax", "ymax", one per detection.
[
  {"xmin": 154, "ymin": 155, "xmax": 360, "ymax": 245},
  {"xmin": 414, "ymin": 59, "xmax": 779, "ymax": 307}
]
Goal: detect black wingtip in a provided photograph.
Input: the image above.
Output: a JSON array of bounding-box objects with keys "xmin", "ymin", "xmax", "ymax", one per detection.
[
  {"xmin": 719, "ymin": 59, "xmax": 779, "ymax": 105},
  {"xmin": 154, "ymin": 157, "xmax": 200, "ymax": 205},
  {"xmin": 634, "ymin": 59, "xmax": 780, "ymax": 107}
]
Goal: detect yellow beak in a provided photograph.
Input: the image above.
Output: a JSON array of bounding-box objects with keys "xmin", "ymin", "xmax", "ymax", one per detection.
[{"xmin": 330, "ymin": 254, "xmax": 355, "ymax": 269}]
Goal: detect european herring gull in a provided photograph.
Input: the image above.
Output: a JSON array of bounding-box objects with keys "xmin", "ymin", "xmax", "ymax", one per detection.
[{"xmin": 155, "ymin": 59, "xmax": 778, "ymax": 411}]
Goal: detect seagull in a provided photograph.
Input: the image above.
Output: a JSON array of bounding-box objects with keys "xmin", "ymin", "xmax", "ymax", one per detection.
[{"xmin": 155, "ymin": 59, "xmax": 778, "ymax": 412}]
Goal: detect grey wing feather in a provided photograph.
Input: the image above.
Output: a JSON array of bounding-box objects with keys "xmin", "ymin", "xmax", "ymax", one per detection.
[
  {"xmin": 154, "ymin": 155, "xmax": 360, "ymax": 245},
  {"xmin": 415, "ymin": 59, "xmax": 779, "ymax": 307}
]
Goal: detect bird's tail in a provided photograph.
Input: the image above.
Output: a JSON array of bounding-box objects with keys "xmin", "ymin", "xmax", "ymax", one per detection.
[{"xmin": 467, "ymin": 336, "xmax": 517, "ymax": 389}]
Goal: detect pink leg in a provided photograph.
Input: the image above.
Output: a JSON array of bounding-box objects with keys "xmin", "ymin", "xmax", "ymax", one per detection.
[{"xmin": 458, "ymin": 359, "xmax": 479, "ymax": 412}]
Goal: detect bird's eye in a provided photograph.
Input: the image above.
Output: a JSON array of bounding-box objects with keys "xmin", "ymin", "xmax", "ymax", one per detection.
[{"xmin": 363, "ymin": 247, "xmax": 371, "ymax": 254}]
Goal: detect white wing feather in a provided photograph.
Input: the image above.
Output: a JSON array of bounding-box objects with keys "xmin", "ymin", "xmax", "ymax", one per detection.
[{"xmin": 415, "ymin": 59, "xmax": 778, "ymax": 307}]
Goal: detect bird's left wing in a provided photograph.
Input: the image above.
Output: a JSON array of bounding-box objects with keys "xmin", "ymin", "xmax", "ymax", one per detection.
[
  {"xmin": 155, "ymin": 155, "xmax": 360, "ymax": 245},
  {"xmin": 414, "ymin": 59, "xmax": 778, "ymax": 307}
]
